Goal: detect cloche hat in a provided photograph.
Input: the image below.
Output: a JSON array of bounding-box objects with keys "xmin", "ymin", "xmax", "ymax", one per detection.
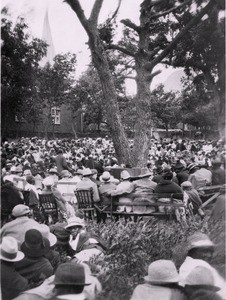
[
  {"xmin": 120, "ymin": 170, "xmax": 131, "ymax": 180},
  {"xmin": 144, "ymin": 260, "xmax": 179, "ymax": 284},
  {"xmin": 65, "ymin": 216, "xmax": 86, "ymax": 230},
  {"xmin": 187, "ymin": 232, "xmax": 215, "ymax": 251},
  {"xmin": 12, "ymin": 204, "xmax": 30, "ymax": 217}
]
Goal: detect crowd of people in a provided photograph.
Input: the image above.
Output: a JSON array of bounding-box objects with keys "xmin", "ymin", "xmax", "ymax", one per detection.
[{"xmin": 1, "ymin": 136, "xmax": 226, "ymax": 299}]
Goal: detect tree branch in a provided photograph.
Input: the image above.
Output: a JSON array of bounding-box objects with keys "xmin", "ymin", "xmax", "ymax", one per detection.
[
  {"xmin": 149, "ymin": 0, "xmax": 192, "ymax": 20},
  {"xmin": 147, "ymin": 70, "xmax": 162, "ymax": 81},
  {"xmin": 89, "ymin": 0, "xmax": 104, "ymax": 27},
  {"xmin": 151, "ymin": 0, "xmax": 216, "ymax": 68},
  {"xmin": 120, "ymin": 19, "xmax": 140, "ymax": 33},
  {"xmin": 64, "ymin": 0, "xmax": 90, "ymax": 31},
  {"xmin": 107, "ymin": 44, "xmax": 135, "ymax": 57}
]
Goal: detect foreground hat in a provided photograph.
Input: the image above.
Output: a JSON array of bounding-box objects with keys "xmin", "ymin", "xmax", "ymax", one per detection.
[
  {"xmin": 12, "ymin": 204, "xmax": 30, "ymax": 217},
  {"xmin": 54, "ymin": 263, "xmax": 91, "ymax": 286},
  {"xmin": 0, "ymin": 236, "xmax": 24, "ymax": 262},
  {"xmin": 144, "ymin": 260, "xmax": 179, "ymax": 284},
  {"xmin": 38, "ymin": 224, "xmax": 57, "ymax": 247},
  {"xmin": 185, "ymin": 266, "xmax": 220, "ymax": 291},
  {"xmin": 21, "ymin": 229, "xmax": 50, "ymax": 258},
  {"xmin": 120, "ymin": 170, "xmax": 131, "ymax": 180},
  {"xmin": 82, "ymin": 168, "xmax": 93, "ymax": 176},
  {"xmin": 65, "ymin": 216, "xmax": 86, "ymax": 229},
  {"xmin": 100, "ymin": 171, "xmax": 111, "ymax": 182},
  {"xmin": 187, "ymin": 232, "xmax": 215, "ymax": 251}
]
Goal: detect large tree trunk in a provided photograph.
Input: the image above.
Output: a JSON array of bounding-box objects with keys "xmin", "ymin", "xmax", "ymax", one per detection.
[
  {"xmin": 89, "ymin": 35, "xmax": 132, "ymax": 165},
  {"xmin": 132, "ymin": 57, "xmax": 153, "ymax": 167}
]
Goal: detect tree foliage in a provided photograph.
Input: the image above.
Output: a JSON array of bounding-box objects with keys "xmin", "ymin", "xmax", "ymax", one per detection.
[{"xmin": 1, "ymin": 8, "xmax": 47, "ymax": 134}]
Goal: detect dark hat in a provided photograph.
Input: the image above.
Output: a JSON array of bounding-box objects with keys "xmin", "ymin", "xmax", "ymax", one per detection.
[
  {"xmin": 54, "ymin": 263, "xmax": 91, "ymax": 286},
  {"xmin": 21, "ymin": 229, "xmax": 50, "ymax": 258},
  {"xmin": 52, "ymin": 226, "xmax": 70, "ymax": 245},
  {"xmin": 174, "ymin": 162, "xmax": 184, "ymax": 170}
]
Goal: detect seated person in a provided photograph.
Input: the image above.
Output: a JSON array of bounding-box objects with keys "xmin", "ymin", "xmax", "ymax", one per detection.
[
  {"xmin": 130, "ymin": 260, "xmax": 185, "ymax": 300},
  {"xmin": 188, "ymin": 164, "xmax": 212, "ymax": 189},
  {"xmin": 15, "ymin": 229, "xmax": 53, "ymax": 287},
  {"xmin": 211, "ymin": 159, "xmax": 225, "ymax": 185},
  {"xmin": 181, "ymin": 181, "xmax": 204, "ymax": 218},
  {"xmin": 132, "ymin": 169, "xmax": 157, "ymax": 213},
  {"xmin": 108, "ymin": 170, "xmax": 134, "ymax": 212},
  {"xmin": 154, "ymin": 171, "xmax": 183, "ymax": 199},
  {"xmin": 1, "ymin": 236, "xmax": 28, "ymax": 300}
]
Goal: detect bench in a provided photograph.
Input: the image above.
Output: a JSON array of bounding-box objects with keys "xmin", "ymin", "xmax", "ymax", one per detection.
[
  {"xmin": 95, "ymin": 193, "xmax": 190, "ymax": 226},
  {"xmin": 198, "ymin": 185, "xmax": 223, "ymax": 208}
]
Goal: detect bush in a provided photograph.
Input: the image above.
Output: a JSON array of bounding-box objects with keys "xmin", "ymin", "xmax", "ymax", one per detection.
[{"xmin": 85, "ymin": 217, "xmax": 204, "ymax": 300}]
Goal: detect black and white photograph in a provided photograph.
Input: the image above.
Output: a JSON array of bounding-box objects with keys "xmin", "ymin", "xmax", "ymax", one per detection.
[{"xmin": 1, "ymin": 0, "xmax": 225, "ymax": 299}]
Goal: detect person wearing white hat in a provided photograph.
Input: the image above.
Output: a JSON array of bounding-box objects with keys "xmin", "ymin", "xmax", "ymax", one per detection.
[
  {"xmin": 75, "ymin": 168, "xmax": 100, "ymax": 203},
  {"xmin": 1, "ymin": 236, "xmax": 28, "ymax": 300},
  {"xmin": 107, "ymin": 170, "xmax": 134, "ymax": 213},
  {"xmin": 184, "ymin": 266, "xmax": 222, "ymax": 300},
  {"xmin": 130, "ymin": 260, "xmax": 185, "ymax": 300},
  {"xmin": 179, "ymin": 232, "xmax": 226, "ymax": 299},
  {"xmin": 1, "ymin": 204, "xmax": 41, "ymax": 249}
]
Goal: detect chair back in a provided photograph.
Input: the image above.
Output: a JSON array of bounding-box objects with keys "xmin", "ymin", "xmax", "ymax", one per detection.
[
  {"xmin": 39, "ymin": 193, "xmax": 58, "ymax": 224},
  {"xmin": 74, "ymin": 189, "xmax": 94, "ymax": 210}
]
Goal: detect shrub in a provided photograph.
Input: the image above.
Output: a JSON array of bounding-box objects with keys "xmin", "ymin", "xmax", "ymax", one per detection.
[{"xmin": 86, "ymin": 217, "xmax": 204, "ymax": 300}]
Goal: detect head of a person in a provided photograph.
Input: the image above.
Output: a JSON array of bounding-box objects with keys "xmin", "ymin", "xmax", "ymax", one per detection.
[
  {"xmin": 0, "ymin": 236, "xmax": 24, "ymax": 263},
  {"xmin": 42, "ymin": 176, "xmax": 55, "ymax": 190},
  {"xmin": 21, "ymin": 229, "xmax": 50, "ymax": 258},
  {"xmin": 53, "ymin": 262, "xmax": 91, "ymax": 296},
  {"xmin": 120, "ymin": 170, "xmax": 131, "ymax": 181},
  {"xmin": 100, "ymin": 171, "xmax": 111, "ymax": 183},
  {"xmin": 144, "ymin": 259, "xmax": 179, "ymax": 286},
  {"xmin": 12, "ymin": 204, "xmax": 30, "ymax": 219},
  {"xmin": 60, "ymin": 170, "xmax": 72, "ymax": 179},
  {"xmin": 187, "ymin": 163, "xmax": 199, "ymax": 174},
  {"xmin": 65, "ymin": 217, "xmax": 86, "ymax": 238},
  {"xmin": 181, "ymin": 181, "xmax": 193, "ymax": 191},
  {"xmin": 211, "ymin": 159, "xmax": 222, "ymax": 169},
  {"xmin": 184, "ymin": 266, "xmax": 221, "ymax": 299},
  {"xmin": 187, "ymin": 233, "xmax": 215, "ymax": 262},
  {"xmin": 26, "ymin": 175, "xmax": 35, "ymax": 185},
  {"xmin": 91, "ymin": 169, "xmax": 98, "ymax": 180},
  {"xmin": 162, "ymin": 171, "xmax": 173, "ymax": 181},
  {"xmin": 82, "ymin": 168, "xmax": 93, "ymax": 178},
  {"xmin": 48, "ymin": 168, "xmax": 59, "ymax": 183}
]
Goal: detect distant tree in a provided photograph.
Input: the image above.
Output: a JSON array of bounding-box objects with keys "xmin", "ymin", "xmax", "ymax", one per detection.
[
  {"xmin": 151, "ymin": 84, "xmax": 181, "ymax": 132},
  {"xmin": 1, "ymin": 8, "xmax": 47, "ymax": 136},
  {"xmin": 38, "ymin": 53, "xmax": 77, "ymax": 137},
  {"xmin": 179, "ymin": 77, "xmax": 218, "ymax": 132},
  {"xmin": 167, "ymin": 1, "xmax": 225, "ymax": 138}
]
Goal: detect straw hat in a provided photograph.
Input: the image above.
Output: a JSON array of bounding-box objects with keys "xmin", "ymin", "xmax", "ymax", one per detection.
[
  {"xmin": 187, "ymin": 233, "xmax": 215, "ymax": 251},
  {"xmin": 144, "ymin": 260, "xmax": 179, "ymax": 284},
  {"xmin": 120, "ymin": 170, "xmax": 131, "ymax": 180},
  {"xmin": 49, "ymin": 168, "xmax": 59, "ymax": 176},
  {"xmin": 38, "ymin": 224, "xmax": 57, "ymax": 247},
  {"xmin": 65, "ymin": 216, "xmax": 86, "ymax": 229},
  {"xmin": 12, "ymin": 205, "xmax": 30, "ymax": 217},
  {"xmin": 21, "ymin": 229, "xmax": 50, "ymax": 258},
  {"xmin": 184, "ymin": 266, "xmax": 220, "ymax": 291},
  {"xmin": 82, "ymin": 168, "xmax": 93, "ymax": 176},
  {"xmin": 181, "ymin": 181, "xmax": 193, "ymax": 189},
  {"xmin": 0, "ymin": 236, "xmax": 24, "ymax": 262},
  {"xmin": 54, "ymin": 263, "xmax": 91, "ymax": 286},
  {"xmin": 100, "ymin": 171, "xmax": 111, "ymax": 182},
  {"xmin": 187, "ymin": 163, "xmax": 199, "ymax": 172}
]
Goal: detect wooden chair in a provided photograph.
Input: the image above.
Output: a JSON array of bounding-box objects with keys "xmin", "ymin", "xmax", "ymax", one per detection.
[
  {"xmin": 39, "ymin": 193, "xmax": 59, "ymax": 224},
  {"xmin": 74, "ymin": 189, "xmax": 95, "ymax": 220}
]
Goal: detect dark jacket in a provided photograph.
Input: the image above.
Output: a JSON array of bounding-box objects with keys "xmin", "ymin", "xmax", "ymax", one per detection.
[
  {"xmin": 211, "ymin": 167, "xmax": 225, "ymax": 185},
  {"xmin": 55, "ymin": 154, "xmax": 70, "ymax": 174},
  {"xmin": 15, "ymin": 256, "xmax": 53, "ymax": 286},
  {"xmin": 1, "ymin": 260, "xmax": 28, "ymax": 300},
  {"xmin": 154, "ymin": 180, "xmax": 183, "ymax": 199},
  {"xmin": 176, "ymin": 171, "xmax": 189, "ymax": 186}
]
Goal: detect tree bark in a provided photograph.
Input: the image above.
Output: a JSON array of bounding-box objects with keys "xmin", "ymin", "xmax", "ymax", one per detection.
[{"xmin": 65, "ymin": 0, "xmax": 132, "ymax": 165}]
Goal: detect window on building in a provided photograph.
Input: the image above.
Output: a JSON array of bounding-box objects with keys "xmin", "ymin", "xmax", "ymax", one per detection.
[{"xmin": 51, "ymin": 106, "xmax": 61, "ymax": 125}]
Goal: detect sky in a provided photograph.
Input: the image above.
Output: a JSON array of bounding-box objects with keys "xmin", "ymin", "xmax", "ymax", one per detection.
[{"xmin": 1, "ymin": 0, "xmax": 184, "ymax": 94}]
